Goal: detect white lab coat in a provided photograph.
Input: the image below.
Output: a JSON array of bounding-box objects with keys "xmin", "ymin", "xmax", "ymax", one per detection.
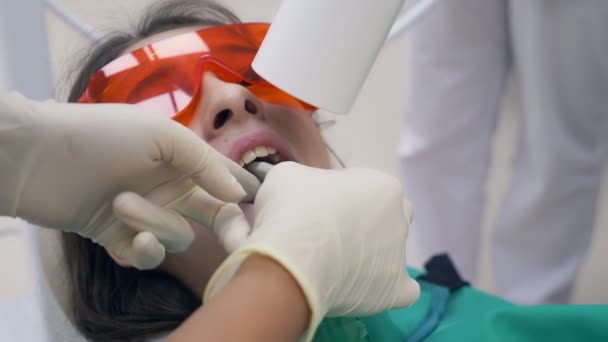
[{"xmin": 400, "ymin": 0, "xmax": 608, "ymax": 304}]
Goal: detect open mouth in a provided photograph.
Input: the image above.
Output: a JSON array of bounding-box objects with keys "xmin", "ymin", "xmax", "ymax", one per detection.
[
  {"xmin": 229, "ymin": 131, "xmax": 296, "ymax": 182},
  {"xmin": 240, "ymin": 146, "xmax": 286, "ymax": 182},
  {"xmin": 238, "ymin": 145, "xmax": 289, "ymax": 168}
]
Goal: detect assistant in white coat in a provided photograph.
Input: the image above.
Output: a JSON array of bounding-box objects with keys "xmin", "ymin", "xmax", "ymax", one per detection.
[{"xmin": 400, "ymin": 0, "xmax": 608, "ymax": 304}]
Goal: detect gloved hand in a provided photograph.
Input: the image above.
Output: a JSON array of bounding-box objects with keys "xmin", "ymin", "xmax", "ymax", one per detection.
[
  {"xmin": 0, "ymin": 92, "xmax": 259, "ymax": 269},
  {"xmin": 203, "ymin": 162, "xmax": 420, "ymax": 341}
]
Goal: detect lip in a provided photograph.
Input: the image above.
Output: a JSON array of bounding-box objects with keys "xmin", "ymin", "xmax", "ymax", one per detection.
[{"xmin": 228, "ymin": 130, "xmax": 296, "ymax": 165}]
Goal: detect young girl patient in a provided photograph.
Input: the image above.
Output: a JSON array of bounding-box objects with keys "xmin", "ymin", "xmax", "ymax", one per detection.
[
  {"xmin": 61, "ymin": 1, "xmax": 608, "ymax": 341},
  {"xmin": 63, "ymin": 0, "xmax": 334, "ymax": 340}
]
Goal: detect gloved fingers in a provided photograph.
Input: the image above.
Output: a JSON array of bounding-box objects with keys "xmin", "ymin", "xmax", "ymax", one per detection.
[
  {"xmin": 170, "ymin": 187, "xmax": 224, "ymax": 228},
  {"xmin": 214, "ymin": 149, "xmax": 261, "ymax": 202},
  {"xmin": 113, "ymin": 192, "xmax": 194, "ymax": 253},
  {"xmin": 212, "ymin": 203, "xmax": 251, "ymax": 252},
  {"xmin": 129, "ymin": 232, "xmax": 166, "ymax": 270},
  {"xmin": 97, "ymin": 222, "xmax": 165, "ymax": 270},
  {"xmin": 162, "ymin": 123, "xmax": 260, "ymax": 202},
  {"xmin": 392, "ymin": 274, "xmax": 421, "ymax": 309},
  {"xmin": 171, "ymin": 188, "xmax": 251, "ymax": 251},
  {"xmin": 403, "ymin": 198, "xmax": 414, "ymax": 224}
]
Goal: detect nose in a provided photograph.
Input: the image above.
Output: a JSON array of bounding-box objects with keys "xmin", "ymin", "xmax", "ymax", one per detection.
[{"xmin": 199, "ymin": 72, "xmax": 263, "ymax": 138}]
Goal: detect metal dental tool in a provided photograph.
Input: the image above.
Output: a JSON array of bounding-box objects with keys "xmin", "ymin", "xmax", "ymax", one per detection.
[{"xmin": 245, "ymin": 161, "xmax": 274, "ymax": 182}]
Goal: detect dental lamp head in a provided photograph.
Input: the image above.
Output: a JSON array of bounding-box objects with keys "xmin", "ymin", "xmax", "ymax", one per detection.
[{"xmin": 252, "ymin": 0, "xmax": 407, "ymax": 114}]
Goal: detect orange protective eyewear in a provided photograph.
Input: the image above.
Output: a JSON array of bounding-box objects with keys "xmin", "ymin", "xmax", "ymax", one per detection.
[{"xmin": 78, "ymin": 23, "xmax": 316, "ymax": 125}]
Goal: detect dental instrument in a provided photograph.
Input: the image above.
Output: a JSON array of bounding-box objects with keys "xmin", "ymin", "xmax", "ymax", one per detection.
[{"xmin": 246, "ymin": 161, "xmax": 274, "ymax": 182}]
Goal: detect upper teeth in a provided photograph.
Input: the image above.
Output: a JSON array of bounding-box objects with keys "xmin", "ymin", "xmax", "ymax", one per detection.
[{"xmin": 239, "ymin": 146, "xmax": 279, "ymax": 166}]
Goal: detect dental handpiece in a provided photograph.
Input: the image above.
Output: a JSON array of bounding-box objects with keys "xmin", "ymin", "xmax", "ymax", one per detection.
[{"xmin": 245, "ymin": 161, "xmax": 274, "ymax": 182}]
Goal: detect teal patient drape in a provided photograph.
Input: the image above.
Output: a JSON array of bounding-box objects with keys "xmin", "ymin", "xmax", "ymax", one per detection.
[{"xmin": 313, "ymin": 263, "xmax": 608, "ymax": 342}]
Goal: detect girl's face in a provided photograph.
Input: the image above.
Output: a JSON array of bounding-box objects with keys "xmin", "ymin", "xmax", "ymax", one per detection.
[
  {"xmin": 110, "ymin": 26, "xmax": 332, "ymax": 294},
  {"xmin": 127, "ymin": 26, "xmax": 331, "ymax": 169}
]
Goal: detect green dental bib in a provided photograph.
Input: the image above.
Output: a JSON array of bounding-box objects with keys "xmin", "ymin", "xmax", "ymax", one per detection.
[{"xmin": 312, "ymin": 266, "xmax": 608, "ymax": 342}]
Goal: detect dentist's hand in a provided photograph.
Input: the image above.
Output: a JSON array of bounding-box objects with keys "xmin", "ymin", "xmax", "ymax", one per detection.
[
  {"xmin": 203, "ymin": 162, "xmax": 420, "ymax": 341},
  {"xmin": 0, "ymin": 92, "xmax": 259, "ymax": 269}
]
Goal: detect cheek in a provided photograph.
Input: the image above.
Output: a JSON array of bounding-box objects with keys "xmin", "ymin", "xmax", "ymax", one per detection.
[
  {"xmin": 269, "ymin": 110, "xmax": 331, "ymax": 168},
  {"xmin": 187, "ymin": 221, "xmax": 228, "ymax": 258},
  {"xmin": 186, "ymin": 114, "xmax": 206, "ymax": 140},
  {"xmin": 161, "ymin": 221, "xmax": 227, "ymax": 272},
  {"xmin": 185, "ymin": 119, "xmax": 231, "ymax": 155}
]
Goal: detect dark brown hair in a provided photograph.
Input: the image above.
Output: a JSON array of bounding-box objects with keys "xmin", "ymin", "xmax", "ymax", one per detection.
[{"xmin": 62, "ymin": 1, "xmax": 239, "ymax": 341}]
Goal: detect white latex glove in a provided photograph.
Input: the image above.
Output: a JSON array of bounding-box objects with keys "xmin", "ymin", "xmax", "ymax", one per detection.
[
  {"xmin": 204, "ymin": 162, "xmax": 420, "ymax": 341},
  {"xmin": 0, "ymin": 92, "xmax": 259, "ymax": 269}
]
